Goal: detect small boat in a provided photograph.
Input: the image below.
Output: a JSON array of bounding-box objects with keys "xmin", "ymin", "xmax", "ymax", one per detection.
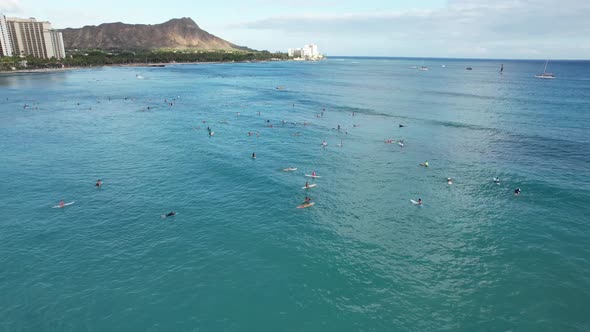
[
  {"xmin": 535, "ymin": 60, "xmax": 555, "ymax": 79},
  {"xmin": 465, "ymin": 67, "xmax": 473, "ymax": 70}
]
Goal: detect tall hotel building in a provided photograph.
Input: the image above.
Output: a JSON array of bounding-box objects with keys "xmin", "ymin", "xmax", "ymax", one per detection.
[
  {"xmin": 0, "ymin": 14, "xmax": 13, "ymax": 57},
  {"xmin": 0, "ymin": 14, "xmax": 65, "ymax": 59}
]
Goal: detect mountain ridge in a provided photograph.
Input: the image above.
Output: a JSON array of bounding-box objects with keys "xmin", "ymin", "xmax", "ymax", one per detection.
[{"xmin": 60, "ymin": 17, "xmax": 248, "ymax": 51}]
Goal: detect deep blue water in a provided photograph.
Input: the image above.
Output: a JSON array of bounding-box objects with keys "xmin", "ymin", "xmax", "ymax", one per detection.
[{"xmin": 1, "ymin": 58, "xmax": 589, "ymax": 331}]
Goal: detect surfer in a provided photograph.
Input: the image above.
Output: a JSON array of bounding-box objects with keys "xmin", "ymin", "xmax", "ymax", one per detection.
[
  {"xmin": 305, "ymin": 181, "xmax": 310, "ymax": 188},
  {"xmin": 447, "ymin": 178, "xmax": 452, "ymax": 185},
  {"xmin": 59, "ymin": 200, "xmax": 65, "ymax": 208},
  {"xmin": 207, "ymin": 126, "xmax": 211, "ymax": 132},
  {"xmin": 399, "ymin": 124, "xmax": 405, "ymax": 128},
  {"xmin": 304, "ymin": 196, "xmax": 312, "ymax": 203},
  {"xmin": 514, "ymin": 188, "xmax": 521, "ymax": 196},
  {"xmin": 95, "ymin": 179, "xmax": 102, "ymax": 187},
  {"xmin": 252, "ymin": 152, "xmax": 256, "ymax": 159},
  {"xmin": 312, "ymin": 171, "xmax": 317, "ymax": 177},
  {"xmin": 417, "ymin": 199, "xmax": 423, "ymax": 205},
  {"xmin": 420, "ymin": 161, "xmax": 429, "ymax": 167},
  {"xmin": 165, "ymin": 211, "xmax": 176, "ymax": 217},
  {"xmin": 500, "ymin": 64, "xmax": 504, "ymax": 73},
  {"xmin": 493, "ymin": 177, "xmax": 500, "ymax": 184},
  {"xmin": 337, "ymin": 124, "xmax": 341, "ymax": 131}
]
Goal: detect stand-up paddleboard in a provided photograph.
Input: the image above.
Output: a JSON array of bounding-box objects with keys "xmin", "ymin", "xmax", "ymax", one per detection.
[
  {"xmin": 302, "ymin": 184, "xmax": 318, "ymax": 189},
  {"xmin": 52, "ymin": 201, "xmax": 75, "ymax": 208},
  {"xmin": 410, "ymin": 199, "xmax": 423, "ymax": 206},
  {"xmin": 305, "ymin": 174, "xmax": 321, "ymax": 178},
  {"xmin": 297, "ymin": 202, "xmax": 315, "ymax": 209}
]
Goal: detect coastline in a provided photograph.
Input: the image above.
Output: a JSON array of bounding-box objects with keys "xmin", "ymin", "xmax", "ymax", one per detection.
[{"xmin": 0, "ymin": 59, "xmax": 295, "ymax": 76}]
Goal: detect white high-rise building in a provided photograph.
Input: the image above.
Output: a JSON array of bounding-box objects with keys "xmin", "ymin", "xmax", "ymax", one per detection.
[
  {"xmin": 288, "ymin": 44, "xmax": 321, "ymax": 60},
  {"xmin": 0, "ymin": 14, "xmax": 13, "ymax": 57},
  {"xmin": 0, "ymin": 15, "xmax": 65, "ymax": 59}
]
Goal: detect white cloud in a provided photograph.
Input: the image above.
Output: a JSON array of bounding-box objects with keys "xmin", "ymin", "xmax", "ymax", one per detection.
[
  {"xmin": 0, "ymin": 0, "xmax": 22, "ymax": 12},
  {"xmin": 229, "ymin": 0, "xmax": 590, "ymax": 58}
]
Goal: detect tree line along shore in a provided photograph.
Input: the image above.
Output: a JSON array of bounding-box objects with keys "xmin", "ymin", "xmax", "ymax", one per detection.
[{"xmin": 0, "ymin": 49, "xmax": 291, "ymax": 72}]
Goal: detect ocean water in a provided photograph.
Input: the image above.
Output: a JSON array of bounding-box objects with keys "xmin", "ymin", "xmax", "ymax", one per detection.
[{"xmin": 1, "ymin": 58, "xmax": 589, "ymax": 331}]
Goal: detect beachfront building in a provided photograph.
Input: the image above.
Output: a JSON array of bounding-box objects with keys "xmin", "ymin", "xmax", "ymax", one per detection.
[
  {"xmin": 288, "ymin": 44, "xmax": 323, "ymax": 60},
  {"xmin": 0, "ymin": 14, "xmax": 65, "ymax": 59},
  {"xmin": 0, "ymin": 14, "xmax": 13, "ymax": 57}
]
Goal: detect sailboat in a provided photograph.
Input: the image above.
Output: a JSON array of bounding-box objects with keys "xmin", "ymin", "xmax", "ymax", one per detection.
[
  {"xmin": 418, "ymin": 60, "xmax": 429, "ymax": 71},
  {"xmin": 535, "ymin": 60, "xmax": 555, "ymax": 79}
]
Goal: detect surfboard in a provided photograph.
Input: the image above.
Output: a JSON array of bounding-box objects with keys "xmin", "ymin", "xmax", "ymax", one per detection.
[
  {"xmin": 52, "ymin": 201, "xmax": 75, "ymax": 208},
  {"xmin": 398, "ymin": 142, "xmax": 404, "ymax": 147},
  {"xmin": 305, "ymin": 174, "xmax": 321, "ymax": 178},
  {"xmin": 410, "ymin": 199, "xmax": 422, "ymax": 206},
  {"xmin": 302, "ymin": 184, "xmax": 317, "ymax": 189},
  {"xmin": 283, "ymin": 168, "xmax": 297, "ymax": 171},
  {"xmin": 297, "ymin": 202, "xmax": 315, "ymax": 209}
]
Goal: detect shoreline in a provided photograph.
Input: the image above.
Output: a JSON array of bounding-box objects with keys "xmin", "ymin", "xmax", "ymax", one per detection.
[{"xmin": 0, "ymin": 59, "xmax": 293, "ymax": 76}]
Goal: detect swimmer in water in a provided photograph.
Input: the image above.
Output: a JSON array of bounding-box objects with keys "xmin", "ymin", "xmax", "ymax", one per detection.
[
  {"xmin": 165, "ymin": 211, "xmax": 176, "ymax": 217},
  {"xmin": 493, "ymin": 177, "xmax": 500, "ymax": 184},
  {"xmin": 420, "ymin": 161, "xmax": 429, "ymax": 167},
  {"xmin": 399, "ymin": 124, "xmax": 405, "ymax": 128},
  {"xmin": 252, "ymin": 152, "xmax": 256, "ymax": 159},
  {"xmin": 514, "ymin": 188, "xmax": 521, "ymax": 196},
  {"xmin": 95, "ymin": 179, "xmax": 102, "ymax": 187},
  {"xmin": 447, "ymin": 178, "xmax": 452, "ymax": 185}
]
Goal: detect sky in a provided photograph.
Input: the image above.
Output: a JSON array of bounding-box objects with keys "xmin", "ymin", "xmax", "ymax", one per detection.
[{"xmin": 1, "ymin": 0, "xmax": 590, "ymax": 59}]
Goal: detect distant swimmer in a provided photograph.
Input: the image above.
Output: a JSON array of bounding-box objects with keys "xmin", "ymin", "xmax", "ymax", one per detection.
[
  {"xmin": 95, "ymin": 179, "xmax": 103, "ymax": 187},
  {"xmin": 163, "ymin": 211, "xmax": 176, "ymax": 218},
  {"xmin": 514, "ymin": 188, "xmax": 521, "ymax": 196},
  {"xmin": 420, "ymin": 161, "xmax": 429, "ymax": 167},
  {"xmin": 399, "ymin": 124, "xmax": 405, "ymax": 128},
  {"xmin": 500, "ymin": 64, "xmax": 504, "ymax": 73},
  {"xmin": 493, "ymin": 177, "xmax": 500, "ymax": 184},
  {"xmin": 447, "ymin": 178, "xmax": 453, "ymax": 185},
  {"xmin": 252, "ymin": 152, "xmax": 256, "ymax": 159},
  {"xmin": 337, "ymin": 124, "xmax": 341, "ymax": 131},
  {"xmin": 207, "ymin": 126, "xmax": 211, "ymax": 132},
  {"xmin": 321, "ymin": 140, "xmax": 328, "ymax": 147},
  {"xmin": 248, "ymin": 132, "xmax": 252, "ymax": 136}
]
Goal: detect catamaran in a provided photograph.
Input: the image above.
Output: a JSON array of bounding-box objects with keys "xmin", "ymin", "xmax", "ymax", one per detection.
[{"xmin": 535, "ymin": 60, "xmax": 555, "ymax": 79}]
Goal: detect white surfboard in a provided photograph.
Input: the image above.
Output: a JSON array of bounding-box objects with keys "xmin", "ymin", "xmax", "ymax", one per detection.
[
  {"xmin": 297, "ymin": 202, "xmax": 315, "ymax": 209},
  {"xmin": 283, "ymin": 168, "xmax": 297, "ymax": 172},
  {"xmin": 302, "ymin": 184, "xmax": 318, "ymax": 189},
  {"xmin": 209, "ymin": 131, "xmax": 215, "ymax": 136},
  {"xmin": 305, "ymin": 174, "xmax": 321, "ymax": 178},
  {"xmin": 52, "ymin": 201, "xmax": 75, "ymax": 208},
  {"xmin": 410, "ymin": 199, "xmax": 422, "ymax": 206}
]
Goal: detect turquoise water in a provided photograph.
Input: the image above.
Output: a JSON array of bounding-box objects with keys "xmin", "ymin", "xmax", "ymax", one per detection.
[{"xmin": 1, "ymin": 58, "xmax": 590, "ymax": 331}]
